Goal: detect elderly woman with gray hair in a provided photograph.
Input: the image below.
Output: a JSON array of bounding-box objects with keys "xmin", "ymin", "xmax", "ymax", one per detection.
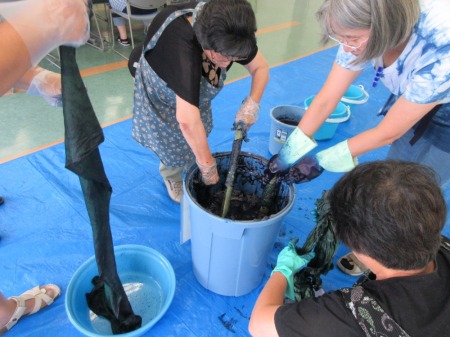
[
  {"xmin": 268, "ymin": 0, "xmax": 450, "ymax": 276},
  {"xmin": 130, "ymin": 0, "xmax": 269, "ymax": 203}
]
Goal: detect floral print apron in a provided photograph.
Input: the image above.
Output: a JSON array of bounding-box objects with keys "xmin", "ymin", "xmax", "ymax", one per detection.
[{"xmin": 132, "ymin": 3, "xmax": 226, "ymax": 167}]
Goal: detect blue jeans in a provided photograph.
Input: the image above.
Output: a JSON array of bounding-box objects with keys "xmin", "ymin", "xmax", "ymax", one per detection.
[{"xmin": 387, "ymin": 128, "xmax": 450, "ymax": 189}]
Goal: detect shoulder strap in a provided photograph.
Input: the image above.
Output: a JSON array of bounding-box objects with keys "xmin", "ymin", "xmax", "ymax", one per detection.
[
  {"xmin": 340, "ymin": 286, "xmax": 411, "ymax": 337},
  {"xmin": 409, "ymin": 104, "xmax": 442, "ymax": 146},
  {"xmin": 441, "ymin": 235, "xmax": 450, "ymax": 253}
]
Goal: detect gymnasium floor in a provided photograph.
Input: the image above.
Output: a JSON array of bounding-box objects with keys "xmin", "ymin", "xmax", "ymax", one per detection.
[{"xmin": 1, "ymin": 1, "xmax": 449, "ymax": 336}]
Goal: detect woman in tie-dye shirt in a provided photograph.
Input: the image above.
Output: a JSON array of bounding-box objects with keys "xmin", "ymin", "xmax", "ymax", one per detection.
[{"xmin": 270, "ymin": 0, "xmax": 450, "ymax": 277}]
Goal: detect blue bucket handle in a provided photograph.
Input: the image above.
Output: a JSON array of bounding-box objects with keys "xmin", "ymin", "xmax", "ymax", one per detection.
[
  {"xmin": 341, "ymin": 85, "xmax": 369, "ymax": 105},
  {"xmin": 325, "ymin": 104, "xmax": 351, "ymax": 123}
]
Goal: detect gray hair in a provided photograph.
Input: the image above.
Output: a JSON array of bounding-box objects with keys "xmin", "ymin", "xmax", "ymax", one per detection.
[{"xmin": 316, "ymin": 0, "xmax": 420, "ymax": 64}]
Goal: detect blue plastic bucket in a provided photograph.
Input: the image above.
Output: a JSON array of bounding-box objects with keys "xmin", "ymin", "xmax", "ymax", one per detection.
[
  {"xmin": 269, "ymin": 105, "xmax": 303, "ymax": 155},
  {"xmin": 304, "ymin": 96, "xmax": 351, "ymax": 140},
  {"xmin": 65, "ymin": 245, "xmax": 176, "ymax": 337},
  {"xmin": 182, "ymin": 152, "xmax": 295, "ymax": 296},
  {"xmin": 341, "ymin": 84, "xmax": 369, "ymax": 110}
]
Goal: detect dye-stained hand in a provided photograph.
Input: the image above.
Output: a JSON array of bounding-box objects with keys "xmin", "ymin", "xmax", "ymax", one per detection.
[
  {"xmin": 197, "ymin": 159, "xmax": 219, "ymax": 185},
  {"xmin": 286, "ymin": 156, "xmax": 324, "ymax": 184}
]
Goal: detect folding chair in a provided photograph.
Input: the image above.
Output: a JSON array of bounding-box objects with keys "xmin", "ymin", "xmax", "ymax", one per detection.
[
  {"xmin": 110, "ymin": 0, "xmax": 167, "ymax": 58},
  {"xmin": 88, "ymin": 0, "xmax": 111, "ymax": 51}
]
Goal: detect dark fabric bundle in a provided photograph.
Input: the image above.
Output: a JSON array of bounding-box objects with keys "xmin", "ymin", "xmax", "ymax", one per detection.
[
  {"xmin": 260, "ymin": 156, "xmax": 324, "ymax": 217},
  {"xmin": 60, "ymin": 46, "xmax": 141, "ymax": 334},
  {"xmin": 293, "ymin": 190, "xmax": 340, "ymax": 301}
]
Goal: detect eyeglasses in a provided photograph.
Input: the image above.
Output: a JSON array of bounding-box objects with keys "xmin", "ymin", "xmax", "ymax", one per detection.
[
  {"xmin": 328, "ymin": 35, "xmax": 368, "ymax": 51},
  {"xmin": 211, "ymin": 51, "xmax": 247, "ymax": 63}
]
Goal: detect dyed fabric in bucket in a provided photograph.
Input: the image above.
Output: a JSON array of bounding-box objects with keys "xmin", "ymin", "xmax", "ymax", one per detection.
[
  {"xmin": 60, "ymin": 46, "xmax": 141, "ymax": 334},
  {"xmin": 183, "ymin": 152, "xmax": 296, "ymax": 296},
  {"xmin": 188, "ymin": 152, "xmax": 292, "ymax": 221},
  {"xmin": 66, "ymin": 245, "xmax": 176, "ymax": 337}
]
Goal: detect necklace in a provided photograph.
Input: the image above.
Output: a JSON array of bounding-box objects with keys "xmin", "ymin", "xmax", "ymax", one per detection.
[{"xmin": 372, "ymin": 65, "xmax": 384, "ymax": 88}]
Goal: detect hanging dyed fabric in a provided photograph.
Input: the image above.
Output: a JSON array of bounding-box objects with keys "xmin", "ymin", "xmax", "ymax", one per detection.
[
  {"xmin": 59, "ymin": 46, "xmax": 141, "ymax": 333},
  {"xmin": 292, "ymin": 190, "xmax": 340, "ymax": 301}
]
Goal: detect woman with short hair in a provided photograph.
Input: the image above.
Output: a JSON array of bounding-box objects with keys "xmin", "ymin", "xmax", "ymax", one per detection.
[{"xmin": 130, "ymin": 0, "xmax": 269, "ymax": 203}]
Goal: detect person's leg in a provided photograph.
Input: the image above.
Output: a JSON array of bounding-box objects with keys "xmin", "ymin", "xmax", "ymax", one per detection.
[
  {"xmin": 159, "ymin": 162, "xmax": 192, "ymax": 203},
  {"xmin": 111, "ymin": 15, "xmax": 129, "ymax": 46},
  {"xmin": 0, "ymin": 285, "xmax": 60, "ymax": 334},
  {"xmin": 113, "ymin": 6, "xmax": 157, "ymax": 46},
  {"xmin": 0, "ymin": 196, "xmax": 3, "ymax": 205},
  {"xmin": 0, "ymin": 292, "xmax": 17, "ymax": 328}
]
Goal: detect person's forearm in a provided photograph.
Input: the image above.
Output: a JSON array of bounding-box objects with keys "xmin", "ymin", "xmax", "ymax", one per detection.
[
  {"xmin": 176, "ymin": 96, "xmax": 214, "ymax": 165},
  {"xmin": 249, "ymin": 272, "xmax": 286, "ymax": 337},
  {"xmin": 0, "ymin": 21, "xmax": 31, "ymax": 96},
  {"xmin": 13, "ymin": 67, "xmax": 44, "ymax": 91},
  {"xmin": 248, "ymin": 66, "xmax": 269, "ymax": 103},
  {"xmin": 246, "ymin": 52, "xmax": 269, "ymax": 103},
  {"xmin": 298, "ymin": 92, "xmax": 340, "ymax": 137},
  {"xmin": 347, "ymin": 98, "xmax": 436, "ymax": 157},
  {"xmin": 179, "ymin": 120, "xmax": 214, "ymax": 165},
  {"xmin": 299, "ymin": 62, "xmax": 360, "ymax": 138}
]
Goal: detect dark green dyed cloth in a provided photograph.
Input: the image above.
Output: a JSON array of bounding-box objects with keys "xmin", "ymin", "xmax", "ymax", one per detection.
[
  {"xmin": 60, "ymin": 46, "xmax": 141, "ymax": 334},
  {"xmin": 293, "ymin": 190, "xmax": 340, "ymax": 301}
]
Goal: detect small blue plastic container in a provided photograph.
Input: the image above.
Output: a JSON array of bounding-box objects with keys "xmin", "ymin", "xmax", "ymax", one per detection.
[
  {"xmin": 182, "ymin": 152, "xmax": 295, "ymax": 296},
  {"xmin": 304, "ymin": 95, "xmax": 351, "ymax": 140},
  {"xmin": 341, "ymin": 84, "xmax": 369, "ymax": 110},
  {"xmin": 65, "ymin": 245, "xmax": 176, "ymax": 337}
]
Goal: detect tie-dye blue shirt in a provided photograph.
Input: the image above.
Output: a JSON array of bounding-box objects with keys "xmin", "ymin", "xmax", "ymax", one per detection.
[{"xmin": 335, "ymin": 0, "xmax": 450, "ymax": 141}]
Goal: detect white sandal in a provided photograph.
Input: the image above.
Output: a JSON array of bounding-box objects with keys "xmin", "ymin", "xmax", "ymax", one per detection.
[
  {"xmin": 0, "ymin": 284, "xmax": 60, "ymax": 335},
  {"xmin": 337, "ymin": 252, "xmax": 369, "ymax": 276}
]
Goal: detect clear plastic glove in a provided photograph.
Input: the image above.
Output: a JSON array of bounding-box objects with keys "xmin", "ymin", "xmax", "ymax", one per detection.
[
  {"xmin": 1, "ymin": 0, "xmax": 90, "ymax": 66},
  {"xmin": 26, "ymin": 69, "xmax": 62, "ymax": 107},
  {"xmin": 196, "ymin": 159, "xmax": 219, "ymax": 185},
  {"xmin": 316, "ymin": 140, "xmax": 358, "ymax": 172},
  {"xmin": 269, "ymin": 128, "xmax": 317, "ymax": 174},
  {"xmin": 234, "ymin": 96, "xmax": 260, "ymax": 130},
  {"xmin": 272, "ymin": 240, "xmax": 315, "ymax": 301}
]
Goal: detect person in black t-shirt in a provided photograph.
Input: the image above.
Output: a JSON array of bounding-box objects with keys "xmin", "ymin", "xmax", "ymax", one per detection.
[
  {"xmin": 129, "ymin": 0, "xmax": 269, "ymax": 203},
  {"xmin": 249, "ymin": 160, "xmax": 450, "ymax": 337}
]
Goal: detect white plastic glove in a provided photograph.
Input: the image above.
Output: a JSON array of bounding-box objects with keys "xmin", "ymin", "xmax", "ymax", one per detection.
[
  {"xmin": 26, "ymin": 69, "xmax": 62, "ymax": 107},
  {"xmin": 1, "ymin": 0, "xmax": 90, "ymax": 66},
  {"xmin": 234, "ymin": 96, "xmax": 260, "ymax": 129},
  {"xmin": 316, "ymin": 140, "xmax": 358, "ymax": 172},
  {"xmin": 196, "ymin": 159, "xmax": 219, "ymax": 185}
]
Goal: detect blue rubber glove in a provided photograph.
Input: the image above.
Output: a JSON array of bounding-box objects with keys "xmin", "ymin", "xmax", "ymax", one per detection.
[
  {"xmin": 316, "ymin": 140, "xmax": 358, "ymax": 172},
  {"xmin": 269, "ymin": 128, "xmax": 317, "ymax": 174},
  {"xmin": 272, "ymin": 240, "xmax": 315, "ymax": 300}
]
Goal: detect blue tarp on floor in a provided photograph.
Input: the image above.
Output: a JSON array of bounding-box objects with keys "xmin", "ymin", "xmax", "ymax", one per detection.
[{"xmin": 1, "ymin": 46, "xmax": 449, "ymax": 337}]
